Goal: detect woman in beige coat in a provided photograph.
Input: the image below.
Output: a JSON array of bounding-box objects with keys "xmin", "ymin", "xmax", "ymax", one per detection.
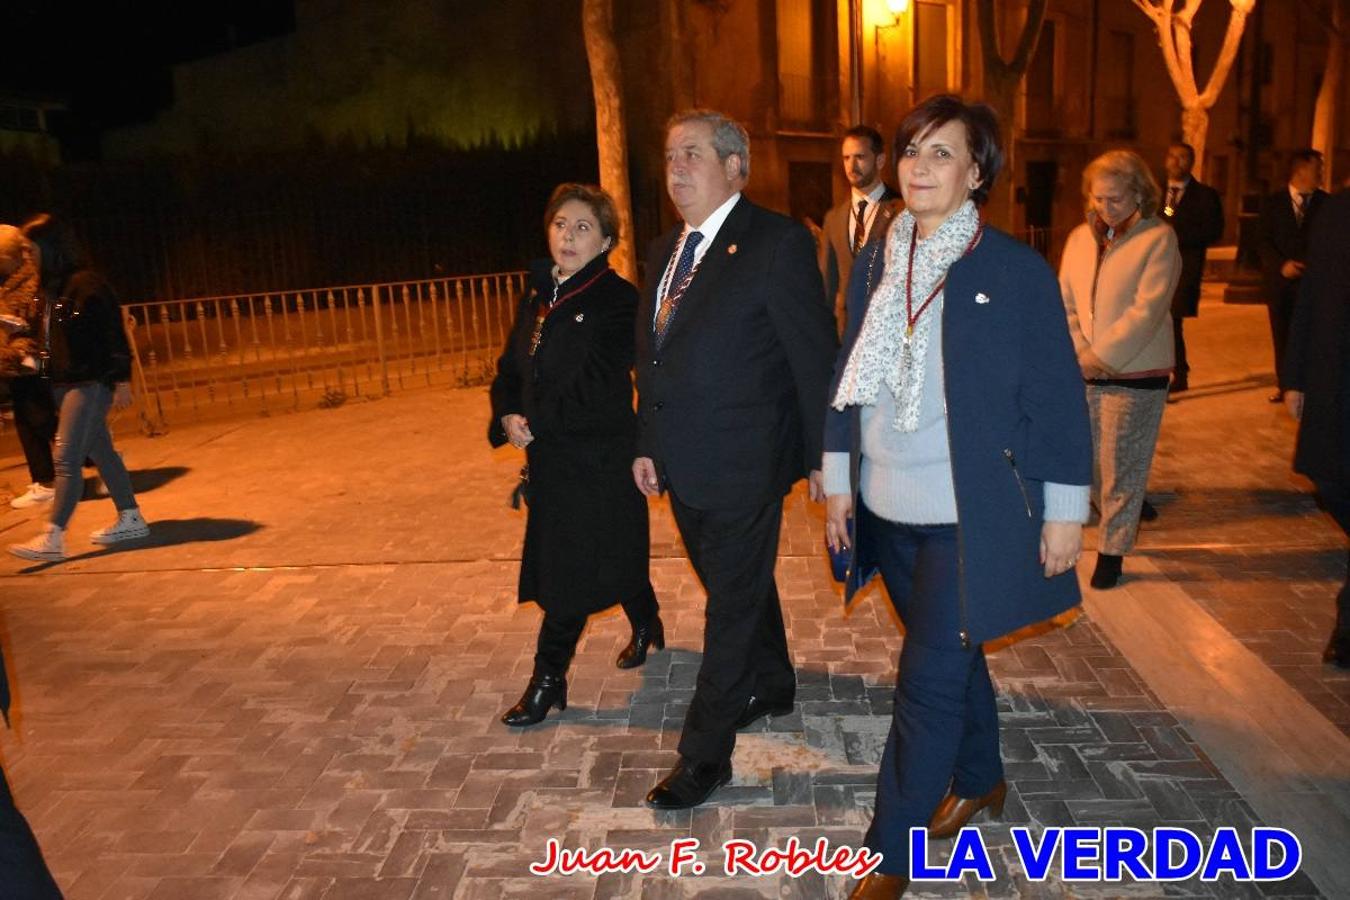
[{"xmin": 1059, "ymin": 150, "xmax": 1181, "ymax": 589}]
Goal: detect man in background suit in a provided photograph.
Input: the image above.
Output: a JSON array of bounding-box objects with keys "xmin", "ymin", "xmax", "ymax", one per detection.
[
  {"xmin": 1259, "ymin": 149, "xmax": 1327, "ymax": 403},
  {"xmin": 1281, "ymin": 188, "xmax": 1350, "ymax": 668},
  {"xmin": 1159, "ymin": 142, "xmax": 1224, "ymax": 395},
  {"xmin": 633, "ymin": 109, "xmax": 837, "ymax": 809},
  {"xmin": 819, "ymin": 126, "xmax": 901, "ymax": 337}
]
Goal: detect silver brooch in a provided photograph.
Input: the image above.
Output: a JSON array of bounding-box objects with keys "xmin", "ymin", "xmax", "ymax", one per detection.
[
  {"xmin": 574, "ymin": 312, "xmax": 585, "ymax": 322},
  {"xmin": 975, "ymin": 292, "xmax": 991, "ymax": 305}
]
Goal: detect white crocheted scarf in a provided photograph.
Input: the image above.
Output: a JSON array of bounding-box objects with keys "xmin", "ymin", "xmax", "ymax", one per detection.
[{"xmin": 832, "ymin": 200, "xmax": 980, "ymax": 432}]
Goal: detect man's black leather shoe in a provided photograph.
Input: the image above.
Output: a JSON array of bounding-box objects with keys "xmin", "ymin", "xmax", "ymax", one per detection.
[
  {"xmin": 616, "ymin": 616, "xmax": 665, "ymax": 669},
  {"xmin": 501, "ymin": 673, "xmax": 567, "ymax": 727},
  {"xmin": 646, "ymin": 758, "xmax": 732, "ymax": 810},
  {"xmin": 734, "ymin": 694, "xmax": 794, "ymax": 730}
]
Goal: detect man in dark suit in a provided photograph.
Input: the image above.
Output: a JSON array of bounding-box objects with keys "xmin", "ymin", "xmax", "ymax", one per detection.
[
  {"xmin": 819, "ymin": 126, "xmax": 902, "ymax": 337},
  {"xmin": 633, "ymin": 109, "xmax": 837, "ymax": 809},
  {"xmin": 1159, "ymin": 142, "xmax": 1224, "ymax": 395},
  {"xmin": 1282, "ymin": 188, "xmax": 1350, "ymax": 669},
  {"xmin": 1259, "ymin": 149, "xmax": 1327, "ymax": 403}
]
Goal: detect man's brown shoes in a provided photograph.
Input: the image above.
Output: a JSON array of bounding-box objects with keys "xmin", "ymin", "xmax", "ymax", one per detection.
[
  {"xmin": 927, "ymin": 780, "xmax": 1008, "ymax": 838},
  {"xmin": 847, "ymin": 872, "xmax": 908, "ymax": 899}
]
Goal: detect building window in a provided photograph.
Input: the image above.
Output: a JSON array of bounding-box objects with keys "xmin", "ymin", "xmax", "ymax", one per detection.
[
  {"xmin": 1102, "ymin": 30, "xmax": 1136, "ymax": 140},
  {"xmin": 777, "ymin": 0, "xmax": 834, "ymax": 130},
  {"xmin": 913, "ymin": 1, "xmax": 951, "ymax": 101},
  {"xmin": 0, "ymin": 104, "xmax": 43, "ymax": 133}
]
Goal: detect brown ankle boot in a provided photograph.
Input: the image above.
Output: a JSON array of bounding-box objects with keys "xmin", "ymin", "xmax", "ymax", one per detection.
[
  {"xmin": 927, "ymin": 780, "xmax": 1008, "ymax": 838},
  {"xmin": 847, "ymin": 872, "xmax": 908, "ymax": 899}
]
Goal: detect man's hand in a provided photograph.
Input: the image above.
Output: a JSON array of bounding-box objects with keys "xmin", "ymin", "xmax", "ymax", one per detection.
[
  {"xmin": 112, "ymin": 382, "xmax": 134, "ymax": 410},
  {"xmin": 1281, "ymin": 260, "xmax": 1306, "ymax": 280},
  {"xmin": 633, "ymin": 457, "xmax": 661, "ymax": 497},
  {"xmin": 501, "ymin": 414, "xmax": 533, "ymax": 448},
  {"xmin": 808, "ymin": 469, "xmax": 825, "ymax": 502},
  {"xmin": 1040, "ymin": 521, "xmax": 1083, "ymax": 578},
  {"xmin": 825, "ymin": 494, "xmax": 852, "ymax": 552},
  {"xmin": 1284, "ymin": 389, "xmax": 1305, "ymax": 421}
]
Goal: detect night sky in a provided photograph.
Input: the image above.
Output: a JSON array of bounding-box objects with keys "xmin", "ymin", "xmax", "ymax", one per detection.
[{"xmin": 1, "ymin": 1, "xmax": 297, "ymax": 158}]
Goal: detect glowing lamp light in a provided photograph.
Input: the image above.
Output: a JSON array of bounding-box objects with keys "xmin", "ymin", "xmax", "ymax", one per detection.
[{"xmin": 887, "ymin": 0, "xmax": 911, "ymax": 15}]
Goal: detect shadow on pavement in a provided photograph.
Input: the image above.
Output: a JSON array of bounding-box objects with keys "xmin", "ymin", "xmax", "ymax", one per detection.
[
  {"xmin": 10, "ymin": 518, "xmax": 262, "ymax": 573},
  {"xmin": 83, "ymin": 466, "xmax": 191, "ymax": 498}
]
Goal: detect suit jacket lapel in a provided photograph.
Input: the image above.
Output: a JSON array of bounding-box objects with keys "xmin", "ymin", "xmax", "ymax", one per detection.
[{"xmin": 659, "ymin": 196, "xmax": 752, "ymax": 348}]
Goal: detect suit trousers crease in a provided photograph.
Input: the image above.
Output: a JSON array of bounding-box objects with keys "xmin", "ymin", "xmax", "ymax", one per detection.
[
  {"xmin": 1087, "ymin": 383, "xmax": 1168, "ymax": 555},
  {"xmin": 1172, "ymin": 316, "xmax": 1188, "ymax": 382},
  {"xmin": 859, "ymin": 502, "xmax": 1002, "ymax": 875},
  {"xmin": 1269, "ymin": 287, "xmax": 1298, "ymax": 384},
  {"xmin": 669, "ymin": 492, "xmax": 794, "ymax": 765},
  {"xmin": 533, "ymin": 582, "xmax": 659, "ymax": 677},
  {"xmin": 1314, "ymin": 482, "xmax": 1350, "ymax": 638}
]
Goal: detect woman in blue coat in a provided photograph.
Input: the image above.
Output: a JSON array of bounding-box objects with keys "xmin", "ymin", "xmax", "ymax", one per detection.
[{"xmin": 823, "ymin": 96, "xmax": 1093, "ymax": 900}]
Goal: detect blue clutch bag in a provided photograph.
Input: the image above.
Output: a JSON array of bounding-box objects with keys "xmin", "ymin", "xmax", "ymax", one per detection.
[{"xmin": 827, "ymin": 517, "xmax": 854, "ymax": 583}]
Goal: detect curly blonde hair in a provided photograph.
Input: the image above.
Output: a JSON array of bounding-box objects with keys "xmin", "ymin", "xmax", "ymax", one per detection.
[{"xmin": 1082, "ymin": 150, "xmax": 1162, "ymax": 218}]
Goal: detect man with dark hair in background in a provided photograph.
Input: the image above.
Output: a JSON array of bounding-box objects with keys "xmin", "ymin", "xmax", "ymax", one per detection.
[
  {"xmin": 819, "ymin": 126, "xmax": 902, "ymax": 337},
  {"xmin": 1259, "ymin": 149, "xmax": 1326, "ymax": 403},
  {"xmin": 1159, "ymin": 142, "xmax": 1223, "ymax": 396}
]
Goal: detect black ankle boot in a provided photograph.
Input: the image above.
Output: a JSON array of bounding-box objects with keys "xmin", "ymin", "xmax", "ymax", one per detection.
[
  {"xmin": 616, "ymin": 616, "xmax": 665, "ymax": 669},
  {"xmin": 501, "ymin": 673, "xmax": 567, "ymax": 726},
  {"xmin": 1091, "ymin": 554, "xmax": 1123, "ymax": 590}
]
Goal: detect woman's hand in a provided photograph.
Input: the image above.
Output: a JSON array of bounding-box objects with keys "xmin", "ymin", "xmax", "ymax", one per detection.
[
  {"xmin": 825, "ymin": 494, "xmax": 853, "ymax": 553},
  {"xmin": 1284, "ymin": 389, "xmax": 1304, "ymax": 421},
  {"xmin": 1040, "ymin": 521, "xmax": 1082, "ymax": 578},
  {"xmin": 112, "ymin": 382, "xmax": 134, "ymax": 410},
  {"xmin": 501, "ymin": 414, "xmax": 533, "ymax": 448}
]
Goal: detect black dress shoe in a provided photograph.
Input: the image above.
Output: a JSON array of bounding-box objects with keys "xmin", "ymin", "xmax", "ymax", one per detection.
[
  {"xmin": 646, "ymin": 758, "xmax": 732, "ymax": 809},
  {"xmin": 616, "ymin": 616, "xmax": 665, "ymax": 669},
  {"xmin": 1139, "ymin": 499, "xmax": 1159, "ymax": 522},
  {"xmin": 1324, "ymin": 631, "xmax": 1350, "ymax": 669},
  {"xmin": 734, "ymin": 694, "xmax": 794, "ymax": 729},
  {"xmin": 501, "ymin": 673, "xmax": 567, "ymax": 727},
  {"xmin": 1090, "ymin": 554, "xmax": 1123, "ymax": 590}
]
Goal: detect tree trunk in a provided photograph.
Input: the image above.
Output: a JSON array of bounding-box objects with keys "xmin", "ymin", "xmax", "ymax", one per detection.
[
  {"xmin": 582, "ymin": 0, "xmax": 637, "ymax": 283},
  {"xmin": 975, "ymin": 0, "xmax": 1049, "ymax": 233},
  {"xmin": 1311, "ymin": 0, "xmax": 1344, "ymax": 186},
  {"xmin": 1181, "ymin": 105, "xmax": 1210, "ymax": 177},
  {"xmin": 1132, "ymin": 0, "xmax": 1257, "ymax": 181}
]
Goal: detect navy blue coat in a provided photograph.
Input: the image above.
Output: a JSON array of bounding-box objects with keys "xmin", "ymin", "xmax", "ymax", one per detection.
[{"xmin": 825, "ymin": 226, "xmax": 1092, "ymax": 645}]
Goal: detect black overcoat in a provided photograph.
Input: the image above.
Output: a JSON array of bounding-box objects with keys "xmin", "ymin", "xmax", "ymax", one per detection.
[
  {"xmin": 1282, "ymin": 191, "xmax": 1350, "ymax": 485},
  {"xmin": 489, "ymin": 254, "xmax": 650, "ymax": 617}
]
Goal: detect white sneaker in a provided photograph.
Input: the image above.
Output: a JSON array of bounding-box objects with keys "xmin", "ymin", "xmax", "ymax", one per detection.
[
  {"xmin": 90, "ymin": 508, "xmax": 150, "ymax": 544},
  {"xmin": 10, "ymin": 482, "xmax": 55, "ymax": 509},
  {"xmin": 9, "ymin": 525, "xmax": 66, "ymax": 562}
]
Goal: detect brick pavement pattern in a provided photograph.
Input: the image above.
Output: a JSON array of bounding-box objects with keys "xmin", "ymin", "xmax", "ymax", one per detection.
[{"xmin": 0, "ymin": 296, "xmax": 1336, "ymax": 898}]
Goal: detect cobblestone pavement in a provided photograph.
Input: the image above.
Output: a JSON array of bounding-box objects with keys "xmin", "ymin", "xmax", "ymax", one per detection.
[{"xmin": 0, "ymin": 294, "xmax": 1341, "ymax": 899}]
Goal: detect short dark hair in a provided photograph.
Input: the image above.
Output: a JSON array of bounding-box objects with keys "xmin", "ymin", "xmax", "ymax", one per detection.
[
  {"xmin": 20, "ymin": 212, "xmax": 87, "ymax": 288},
  {"xmin": 543, "ymin": 183, "xmax": 621, "ymax": 243},
  {"xmin": 843, "ymin": 125, "xmax": 885, "ymax": 155},
  {"xmin": 1168, "ymin": 142, "xmax": 1196, "ymax": 162},
  {"xmin": 1288, "ymin": 148, "xmax": 1324, "ymax": 179},
  {"xmin": 893, "ymin": 94, "xmax": 1003, "ymax": 206}
]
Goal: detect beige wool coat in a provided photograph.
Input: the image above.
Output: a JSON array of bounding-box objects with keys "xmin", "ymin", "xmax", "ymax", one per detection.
[{"xmin": 1058, "ymin": 214, "xmax": 1181, "ymax": 377}]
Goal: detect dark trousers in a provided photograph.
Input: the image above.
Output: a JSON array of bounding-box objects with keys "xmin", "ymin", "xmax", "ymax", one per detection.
[
  {"xmin": 860, "ymin": 503, "xmax": 1002, "ymax": 876},
  {"xmin": 1316, "ymin": 482, "xmax": 1350, "ymax": 639},
  {"xmin": 0, "ymin": 765, "xmax": 63, "ymax": 899},
  {"xmin": 533, "ymin": 582, "xmax": 659, "ymax": 677},
  {"xmin": 9, "ymin": 376, "xmax": 57, "ymax": 486},
  {"xmin": 669, "ymin": 492, "xmax": 795, "ymax": 765},
  {"xmin": 1268, "ymin": 285, "xmax": 1298, "ymax": 383},
  {"xmin": 1172, "ymin": 316, "xmax": 1189, "ymax": 384}
]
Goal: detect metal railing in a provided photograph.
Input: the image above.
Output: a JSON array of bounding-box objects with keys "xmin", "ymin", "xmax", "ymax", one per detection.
[{"xmin": 122, "ymin": 271, "xmax": 526, "ymax": 433}]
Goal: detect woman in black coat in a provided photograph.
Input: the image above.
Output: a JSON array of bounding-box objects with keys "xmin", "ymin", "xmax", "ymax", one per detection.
[{"xmin": 489, "ymin": 183, "xmax": 661, "ymax": 726}]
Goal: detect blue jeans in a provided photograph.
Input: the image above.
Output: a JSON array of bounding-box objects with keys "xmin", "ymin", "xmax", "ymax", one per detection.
[
  {"xmin": 859, "ymin": 501, "xmax": 1003, "ymax": 875},
  {"xmin": 50, "ymin": 383, "xmax": 137, "ymax": 530}
]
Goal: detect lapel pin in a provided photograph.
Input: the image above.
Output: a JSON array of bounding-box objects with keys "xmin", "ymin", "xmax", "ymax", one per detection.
[
  {"xmin": 975, "ymin": 292, "xmax": 991, "ymax": 305},
  {"xmin": 727, "ymin": 244, "xmax": 738, "ymax": 255},
  {"xmin": 574, "ymin": 312, "xmax": 585, "ymax": 322}
]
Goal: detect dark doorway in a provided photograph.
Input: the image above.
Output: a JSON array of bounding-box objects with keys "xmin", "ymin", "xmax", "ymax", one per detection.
[
  {"xmin": 788, "ymin": 161, "xmax": 833, "ymax": 228},
  {"xmin": 1025, "ymin": 160, "xmax": 1058, "ymax": 255}
]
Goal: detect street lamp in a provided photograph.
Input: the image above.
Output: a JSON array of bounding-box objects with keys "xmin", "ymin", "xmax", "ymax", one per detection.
[{"xmin": 886, "ymin": 0, "xmax": 911, "ymax": 21}]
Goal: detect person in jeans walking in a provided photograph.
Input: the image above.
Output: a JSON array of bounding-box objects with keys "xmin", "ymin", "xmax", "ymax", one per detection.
[
  {"xmin": 8, "ymin": 213, "xmax": 149, "ymax": 562},
  {"xmin": 1, "ymin": 224, "xmax": 59, "ymax": 511}
]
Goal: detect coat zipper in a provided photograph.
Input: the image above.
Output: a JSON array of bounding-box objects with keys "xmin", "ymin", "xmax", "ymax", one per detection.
[
  {"xmin": 1003, "ymin": 449, "xmax": 1034, "ymax": 519},
  {"xmin": 940, "ymin": 279, "xmax": 971, "ymax": 651}
]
